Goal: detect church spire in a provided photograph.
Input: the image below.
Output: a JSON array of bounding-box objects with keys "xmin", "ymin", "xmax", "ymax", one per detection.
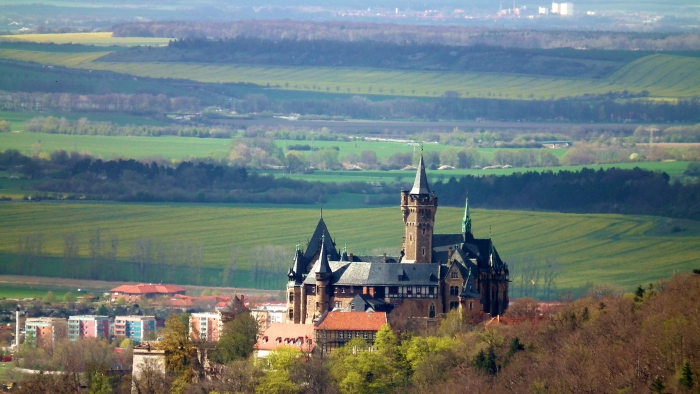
[
  {"xmin": 409, "ymin": 154, "xmax": 430, "ymax": 196},
  {"xmin": 462, "ymin": 194, "xmax": 472, "ymax": 235}
]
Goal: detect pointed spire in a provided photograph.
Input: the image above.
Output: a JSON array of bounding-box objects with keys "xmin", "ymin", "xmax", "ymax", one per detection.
[
  {"xmin": 462, "ymin": 193, "xmax": 472, "ymax": 235},
  {"xmin": 289, "ymin": 248, "xmax": 305, "ymax": 284},
  {"xmin": 409, "ymin": 154, "xmax": 430, "ymax": 196},
  {"xmin": 460, "ymin": 269, "xmax": 481, "ymax": 299},
  {"xmin": 315, "ymin": 234, "xmax": 332, "ymax": 275}
]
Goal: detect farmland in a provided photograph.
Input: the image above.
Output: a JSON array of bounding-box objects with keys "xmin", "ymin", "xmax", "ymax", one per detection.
[
  {"xmin": 0, "ymin": 130, "xmax": 566, "ymax": 162},
  {"xmin": 1, "ymin": 201, "xmax": 699, "ymax": 292},
  {"xmin": 0, "ymin": 32, "xmax": 170, "ymax": 47},
  {"xmin": 1, "ymin": 45, "xmax": 699, "ymax": 99}
]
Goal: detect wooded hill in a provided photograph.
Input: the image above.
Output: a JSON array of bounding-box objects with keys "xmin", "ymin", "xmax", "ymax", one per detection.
[
  {"xmin": 101, "ymin": 38, "xmax": 661, "ymax": 79},
  {"xmin": 111, "ymin": 20, "xmax": 700, "ymax": 50}
]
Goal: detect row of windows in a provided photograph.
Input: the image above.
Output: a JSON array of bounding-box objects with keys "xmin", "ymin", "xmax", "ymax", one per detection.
[{"xmin": 321, "ymin": 331, "xmax": 376, "ymax": 340}]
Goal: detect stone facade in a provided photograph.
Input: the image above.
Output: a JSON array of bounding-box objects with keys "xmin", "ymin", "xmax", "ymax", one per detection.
[{"xmin": 286, "ymin": 155, "xmax": 509, "ymax": 324}]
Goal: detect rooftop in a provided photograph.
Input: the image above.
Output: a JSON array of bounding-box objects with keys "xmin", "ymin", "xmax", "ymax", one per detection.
[
  {"xmin": 255, "ymin": 323, "xmax": 315, "ymax": 352},
  {"xmin": 315, "ymin": 311, "xmax": 387, "ymax": 331},
  {"xmin": 110, "ymin": 283, "xmax": 186, "ymax": 294}
]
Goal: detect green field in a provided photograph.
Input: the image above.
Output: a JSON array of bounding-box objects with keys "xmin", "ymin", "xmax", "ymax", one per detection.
[
  {"xmin": 0, "ymin": 131, "xmax": 231, "ymax": 160},
  {"xmin": 0, "ymin": 284, "xmax": 69, "ymax": 300},
  {"xmin": 1, "ymin": 202, "xmax": 699, "ymax": 291},
  {"xmin": 0, "ymin": 46, "xmax": 698, "ymax": 99},
  {"xmin": 0, "ymin": 131, "xmax": 565, "ymax": 162}
]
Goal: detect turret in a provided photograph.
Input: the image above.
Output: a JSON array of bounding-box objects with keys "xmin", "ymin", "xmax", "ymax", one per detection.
[
  {"xmin": 314, "ymin": 235, "xmax": 332, "ymax": 317},
  {"xmin": 401, "ymin": 154, "xmax": 437, "ymax": 264}
]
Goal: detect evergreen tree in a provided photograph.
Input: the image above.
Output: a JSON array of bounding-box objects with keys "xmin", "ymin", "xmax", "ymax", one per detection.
[
  {"xmin": 650, "ymin": 376, "xmax": 666, "ymax": 394},
  {"xmin": 680, "ymin": 361, "xmax": 694, "ymax": 389}
]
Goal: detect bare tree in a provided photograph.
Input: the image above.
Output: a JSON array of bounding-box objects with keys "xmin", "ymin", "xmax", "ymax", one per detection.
[
  {"xmin": 131, "ymin": 238, "xmax": 153, "ymax": 282},
  {"xmin": 222, "ymin": 245, "xmax": 240, "ymax": 287},
  {"xmin": 543, "ymin": 258, "xmax": 560, "ymax": 300},
  {"xmin": 16, "ymin": 233, "xmax": 44, "ymax": 276},
  {"xmin": 62, "ymin": 233, "xmax": 79, "ymax": 278}
]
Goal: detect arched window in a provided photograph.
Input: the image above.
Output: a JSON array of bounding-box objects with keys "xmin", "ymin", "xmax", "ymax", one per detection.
[{"xmin": 429, "ymin": 304, "xmax": 436, "ymax": 318}]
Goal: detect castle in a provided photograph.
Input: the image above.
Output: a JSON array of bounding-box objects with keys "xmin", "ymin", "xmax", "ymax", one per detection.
[{"xmin": 286, "ymin": 155, "xmax": 509, "ymax": 324}]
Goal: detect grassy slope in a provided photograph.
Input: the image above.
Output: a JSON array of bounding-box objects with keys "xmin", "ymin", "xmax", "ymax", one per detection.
[
  {"xmin": 1, "ymin": 46, "xmax": 699, "ymax": 99},
  {"xmin": 0, "ymin": 202, "xmax": 699, "ymax": 291}
]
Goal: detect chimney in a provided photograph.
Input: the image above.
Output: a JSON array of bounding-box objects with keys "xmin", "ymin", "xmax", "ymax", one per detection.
[
  {"xmin": 363, "ymin": 287, "xmax": 368, "ymax": 295},
  {"xmin": 349, "ymin": 253, "xmax": 353, "ymax": 262},
  {"xmin": 383, "ymin": 253, "xmax": 387, "ymax": 263},
  {"xmin": 448, "ymin": 247, "xmax": 453, "ymax": 259},
  {"xmin": 369, "ymin": 287, "xmax": 375, "ymax": 297}
]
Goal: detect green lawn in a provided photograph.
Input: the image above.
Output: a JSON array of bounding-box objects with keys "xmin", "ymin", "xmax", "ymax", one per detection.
[
  {"xmin": 0, "ymin": 111, "xmax": 169, "ymax": 128},
  {"xmin": 1, "ymin": 201, "xmax": 699, "ymax": 292}
]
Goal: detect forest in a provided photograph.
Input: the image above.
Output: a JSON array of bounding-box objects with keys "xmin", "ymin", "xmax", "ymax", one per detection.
[
  {"xmin": 111, "ymin": 20, "xmax": 700, "ymax": 50},
  {"xmin": 2, "ymin": 149, "xmax": 700, "ymax": 219}
]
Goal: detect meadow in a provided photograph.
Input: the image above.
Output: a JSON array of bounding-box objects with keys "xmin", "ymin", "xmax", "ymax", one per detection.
[
  {"xmin": 0, "ymin": 283, "xmax": 68, "ymax": 300},
  {"xmin": 0, "ymin": 131, "xmax": 569, "ymax": 162},
  {"xmin": 1, "ymin": 45, "xmax": 699, "ymax": 99},
  {"xmin": 1, "ymin": 201, "xmax": 699, "ymax": 292}
]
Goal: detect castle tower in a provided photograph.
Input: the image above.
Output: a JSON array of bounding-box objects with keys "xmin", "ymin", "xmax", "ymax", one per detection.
[
  {"xmin": 286, "ymin": 247, "xmax": 304, "ymax": 324},
  {"xmin": 314, "ymin": 235, "xmax": 332, "ymax": 319},
  {"xmin": 401, "ymin": 155, "xmax": 438, "ymax": 264}
]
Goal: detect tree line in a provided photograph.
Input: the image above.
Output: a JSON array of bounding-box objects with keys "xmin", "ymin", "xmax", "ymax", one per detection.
[
  {"xmin": 3, "ymin": 149, "xmax": 700, "ymax": 219},
  {"xmin": 0, "ymin": 91, "xmax": 200, "ymax": 114},
  {"xmin": 20, "ymin": 116, "xmax": 230, "ymax": 138},
  {"xmin": 434, "ymin": 166, "xmax": 700, "ymax": 220},
  {"xmin": 231, "ymin": 93, "xmax": 700, "ymax": 123},
  {"xmin": 111, "ymin": 20, "xmax": 700, "ymax": 50}
]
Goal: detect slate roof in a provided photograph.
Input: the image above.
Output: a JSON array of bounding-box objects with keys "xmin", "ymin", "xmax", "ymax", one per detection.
[
  {"xmin": 303, "ymin": 218, "xmax": 340, "ymax": 262},
  {"xmin": 409, "ymin": 155, "xmax": 431, "ymax": 196},
  {"xmin": 314, "ymin": 235, "xmax": 332, "ymax": 275},
  {"xmin": 304, "ymin": 261, "xmax": 441, "ymax": 286},
  {"xmin": 345, "ymin": 294, "xmax": 391, "ymax": 312},
  {"xmin": 460, "ymin": 274, "xmax": 482, "ymax": 299},
  {"xmin": 315, "ymin": 311, "xmax": 387, "ymax": 331},
  {"xmin": 433, "ymin": 233, "xmax": 464, "ymax": 248}
]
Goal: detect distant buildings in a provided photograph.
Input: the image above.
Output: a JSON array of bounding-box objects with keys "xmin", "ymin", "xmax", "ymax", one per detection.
[
  {"xmin": 551, "ymin": 2, "xmax": 574, "ymax": 16},
  {"xmin": 189, "ymin": 312, "xmax": 223, "ymax": 342},
  {"xmin": 24, "ymin": 317, "xmax": 67, "ymax": 347},
  {"xmin": 68, "ymin": 315, "xmax": 109, "ymax": 341},
  {"xmin": 114, "ymin": 316, "xmax": 156, "ymax": 343},
  {"xmin": 250, "ymin": 302, "xmax": 287, "ymax": 331},
  {"xmin": 109, "ymin": 283, "xmax": 186, "ymax": 303}
]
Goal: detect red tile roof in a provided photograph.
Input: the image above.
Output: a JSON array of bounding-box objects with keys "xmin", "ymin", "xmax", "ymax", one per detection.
[
  {"xmin": 255, "ymin": 323, "xmax": 315, "ymax": 352},
  {"xmin": 315, "ymin": 311, "xmax": 387, "ymax": 331},
  {"xmin": 110, "ymin": 283, "xmax": 186, "ymax": 295}
]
